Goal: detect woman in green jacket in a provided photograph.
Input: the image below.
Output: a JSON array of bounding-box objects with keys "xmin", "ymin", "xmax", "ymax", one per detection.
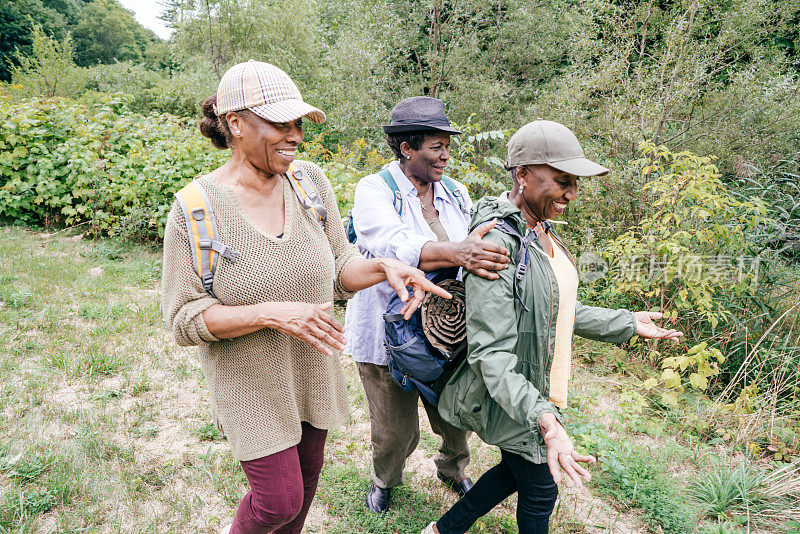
[{"xmin": 424, "ymin": 120, "xmax": 682, "ymax": 534}]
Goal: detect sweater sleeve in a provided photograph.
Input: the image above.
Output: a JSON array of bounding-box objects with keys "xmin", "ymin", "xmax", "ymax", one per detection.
[
  {"xmin": 465, "ymin": 229, "xmax": 562, "ymax": 441},
  {"xmin": 298, "ymin": 161, "xmax": 362, "ymax": 300},
  {"xmin": 161, "ymin": 203, "xmax": 221, "ymax": 346}
]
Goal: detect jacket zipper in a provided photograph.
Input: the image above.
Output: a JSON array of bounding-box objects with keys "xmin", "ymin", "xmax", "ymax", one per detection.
[
  {"xmin": 531, "ymin": 238, "xmax": 556, "ymax": 385},
  {"xmin": 545, "ymin": 260, "xmax": 554, "ymax": 375}
]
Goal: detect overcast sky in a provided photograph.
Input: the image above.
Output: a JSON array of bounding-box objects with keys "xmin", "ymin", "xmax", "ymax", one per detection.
[{"xmin": 118, "ymin": 0, "xmax": 173, "ymax": 40}]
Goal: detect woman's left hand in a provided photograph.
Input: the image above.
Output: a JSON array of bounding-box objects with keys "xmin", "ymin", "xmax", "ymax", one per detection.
[
  {"xmin": 539, "ymin": 412, "xmax": 596, "ymax": 486},
  {"xmin": 377, "ymin": 258, "xmax": 452, "ymax": 319},
  {"xmin": 634, "ymin": 311, "xmax": 683, "ymax": 343}
]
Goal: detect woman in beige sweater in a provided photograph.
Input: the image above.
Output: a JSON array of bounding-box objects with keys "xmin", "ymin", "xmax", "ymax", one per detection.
[{"xmin": 161, "ymin": 61, "xmax": 447, "ymax": 534}]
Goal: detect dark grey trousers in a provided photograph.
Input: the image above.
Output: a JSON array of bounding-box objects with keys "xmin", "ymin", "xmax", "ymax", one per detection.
[{"xmin": 357, "ymin": 361, "xmax": 471, "ymax": 489}]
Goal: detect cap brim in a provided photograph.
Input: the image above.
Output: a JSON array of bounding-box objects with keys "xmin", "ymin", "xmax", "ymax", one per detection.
[
  {"xmin": 383, "ymin": 124, "xmax": 462, "ymax": 135},
  {"xmin": 250, "ymin": 99, "xmax": 326, "ymax": 124},
  {"xmin": 548, "ymin": 157, "xmax": 609, "ymax": 177}
]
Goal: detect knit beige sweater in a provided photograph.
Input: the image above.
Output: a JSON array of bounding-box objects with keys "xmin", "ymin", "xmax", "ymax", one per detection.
[{"xmin": 161, "ymin": 160, "xmax": 361, "ymax": 461}]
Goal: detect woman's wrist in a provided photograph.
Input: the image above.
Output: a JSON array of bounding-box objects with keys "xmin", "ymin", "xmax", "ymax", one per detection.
[
  {"xmin": 256, "ymin": 301, "xmax": 284, "ymax": 330},
  {"xmin": 373, "ymin": 257, "xmax": 393, "ymax": 280},
  {"xmin": 538, "ymin": 411, "xmax": 559, "ymax": 433},
  {"xmin": 451, "ymin": 240, "xmax": 467, "ymax": 268}
]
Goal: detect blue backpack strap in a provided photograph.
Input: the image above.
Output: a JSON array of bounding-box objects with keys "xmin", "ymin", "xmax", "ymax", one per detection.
[
  {"xmin": 286, "ymin": 161, "xmax": 327, "ymax": 230},
  {"xmin": 441, "ymin": 176, "xmax": 467, "ymax": 213},
  {"xmin": 344, "ymin": 168, "xmax": 401, "ymax": 244},
  {"xmin": 344, "ymin": 209, "xmax": 358, "ymax": 243},
  {"xmin": 378, "ymin": 168, "xmax": 403, "ymax": 216},
  {"xmin": 174, "ymin": 180, "xmax": 240, "ymax": 298}
]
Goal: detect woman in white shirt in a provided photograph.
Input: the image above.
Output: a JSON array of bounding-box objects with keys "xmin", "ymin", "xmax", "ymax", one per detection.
[{"xmin": 344, "ymin": 96, "xmax": 511, "ymax": 513}]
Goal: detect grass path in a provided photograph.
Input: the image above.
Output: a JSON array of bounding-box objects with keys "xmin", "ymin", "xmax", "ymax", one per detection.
[{"xmin": 2, "ymin": 226, "xmax": 794, "ymax": 533}]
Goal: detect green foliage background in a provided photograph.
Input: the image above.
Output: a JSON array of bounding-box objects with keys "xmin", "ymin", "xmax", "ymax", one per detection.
[
  {"xmin": 2, "ymin": 1, "xmax": 800, "ymax": 531},
  {"xmin": 0, "ymin": 91, "xmax": 224, "ymax": 240}
]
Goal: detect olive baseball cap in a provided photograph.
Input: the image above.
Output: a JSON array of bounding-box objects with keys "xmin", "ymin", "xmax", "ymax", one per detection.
[{"xmin": 505, "ymin": 120, "xmax": 609, "ymax": 176}]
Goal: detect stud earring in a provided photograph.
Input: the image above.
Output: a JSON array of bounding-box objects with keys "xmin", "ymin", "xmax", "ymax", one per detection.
[
  {"xmin": 232, "ymin": 129, "xmax": 241, "ymax": 137},
  {"xmin": 406, "ymin": 155, "xmax": 411, "ymax": 159},
  {"xmin": 519, "ymin": 184, "xmax": 526, "ymax": 193}
]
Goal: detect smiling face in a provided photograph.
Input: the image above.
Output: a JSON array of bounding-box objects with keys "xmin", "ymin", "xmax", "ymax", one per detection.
[
  {"xmin": 401, "ymin": 132, "xmax": 452, "ymax": 185},
  {"xmin": 517, "ymin": 164, "xmax": 579, "ymax": 220},
  {"xmin": 227, "ymin": 111, "xmax": 303, "ymax": 176}
]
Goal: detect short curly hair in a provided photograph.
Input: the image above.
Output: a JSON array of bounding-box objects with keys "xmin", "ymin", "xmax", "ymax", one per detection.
[{"xmin": 386, "ymin": 131, "xmax": 432, "ymax": 159}]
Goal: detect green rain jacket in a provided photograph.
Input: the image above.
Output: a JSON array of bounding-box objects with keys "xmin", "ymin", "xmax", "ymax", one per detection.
[{"xmin": 438, "ymin": 196, "xmax": 636, "ymax": 464}]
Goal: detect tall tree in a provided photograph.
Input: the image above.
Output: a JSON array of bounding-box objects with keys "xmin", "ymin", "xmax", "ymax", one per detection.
[
  {"xmin": 0, "ymin": 0, "xmax": 68, "ymax": 81},
  {"xmin": 320, "ymin": 0, "xmax": 571, "ymax": 131},
  {"xmin": 167, "ymin": 0, "xmax": 322, "ymax": 80},
  {"xmin": 71, "ymin": 0, "xmax": 157, "ymax": 66}
]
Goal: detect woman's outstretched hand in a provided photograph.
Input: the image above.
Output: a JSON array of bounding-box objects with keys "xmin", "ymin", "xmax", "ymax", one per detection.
[
  {"xmin": 269, "ymin": 301, "xmax": 346, "ymax": 357},
  {"xmin": 377, "ymin": 258, "xmax": 452, "ymax": 319},
  {"xmin": 454, "ymin": 218, "xmax": 511, "ymax": 280},
  {"xmin": 634, "ymin": 311, "xmax": 683, "ymax": 343},
  {"xmin": 539, "ymin": 412, "xmax": 596, "ymax": 487}
]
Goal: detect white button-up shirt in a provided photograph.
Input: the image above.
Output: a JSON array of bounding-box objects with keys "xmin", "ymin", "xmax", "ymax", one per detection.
[{"xmin": 344, "ymin": 160, "xmax": 473, "ymax": 365}]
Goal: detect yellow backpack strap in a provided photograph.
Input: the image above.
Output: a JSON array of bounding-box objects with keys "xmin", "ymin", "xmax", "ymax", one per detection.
[
  {"xmin": 286, "ymin": 161, "xmax": 327, "ymax": 231},
  {"xmin": 174, "ymin": 180, "xmax": 240, "ymax": 298}
]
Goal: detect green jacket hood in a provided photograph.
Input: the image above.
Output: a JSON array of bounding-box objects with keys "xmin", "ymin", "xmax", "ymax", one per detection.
[{"xmin": 470, "ymin": 196, "xmax": 525, "ymax": 234}]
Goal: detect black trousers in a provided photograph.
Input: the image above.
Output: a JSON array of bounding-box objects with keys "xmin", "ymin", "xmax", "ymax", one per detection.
[{"xmin": 436, "ymin": 449, "xmax": 559, "ymax": 534}]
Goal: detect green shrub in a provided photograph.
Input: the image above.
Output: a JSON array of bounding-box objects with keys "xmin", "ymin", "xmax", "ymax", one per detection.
[
  {"xmin": 0, "ymin": 91, "xmax": 519, "ymax": 242},
  {"xmin": 9, "ymin": 24, "xmax": 88, "ymax": 99},
  {"xmin": 597, "ymin": 143, "xmax": 800, "ymax": 397},
  {"xmin": 83, "ymin": 60, "xmax": 217, "ymax": 117},
  {"xmin": 595, "ymin": 447, "xmax": 696, "ymax": 534},
  {"xmin": 0, "ymin": 91, "xmax": 226, "ymax": 241},
  {"xmin": 605, "ymin": 142, "xmax": 769, "ymax": 337},
  {"xmin": 731, "ymin": 157, "xmax": 800, "ymax": 262},
  {"xmin": 300, "ymin": 134, "xmax": 391, "ymax": 217}
]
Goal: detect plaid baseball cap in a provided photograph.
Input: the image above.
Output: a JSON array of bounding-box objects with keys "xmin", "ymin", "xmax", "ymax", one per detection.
[
  {"xmin": 506, "ymin": 120, "xmax": 608, "ymax": 176},
  {"xmin": 214, "ymin": 60, "xmax": 326, "ymax": 123}
]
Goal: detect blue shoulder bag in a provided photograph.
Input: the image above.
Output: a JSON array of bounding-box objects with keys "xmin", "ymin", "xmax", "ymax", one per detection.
[{"xmin": 383, "ymin": 269, "xmax": 463, "ymax": 406}]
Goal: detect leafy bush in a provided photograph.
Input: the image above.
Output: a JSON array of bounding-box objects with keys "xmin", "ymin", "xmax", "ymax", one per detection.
[
  {"xmin": 593, "ymin": 143, "xmax": 800, "ymax": 397},
  {"xmin": 83, "ymin": 60, "xmax": 218, "ymax": 117},
  {"xmin": 0, "ymin": 91, "xmax": 225, "ymax": 241},
  {"xmin": 9, "ymin": 24, "xmax": 88, "ymax": 99},
  {"xmin": 300, "ymin": 135, "xmax": 391, "ymax": 217},
  {"xmin": 0, "ymin": 90, "xmax": 522, "ymax": 243},
  {"xmin": 605, "ymin": 142, "xmax": 769, "ymax": 336},
  {"xmin": 446, "ymin": 119, "xmax": 511, "ymax": 199},
  {"xmin": 732, "ymin": 157, "xmax": 800, "ymax": 261}
]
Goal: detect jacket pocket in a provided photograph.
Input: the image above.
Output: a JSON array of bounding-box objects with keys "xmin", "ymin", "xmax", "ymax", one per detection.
[
  {"xmin": 455, "ymin": 371, "xmax": 488, "ymax": 431},
  {"xmin": 516, "ymin": 330, "xmax": 547, "ymax": 388}
]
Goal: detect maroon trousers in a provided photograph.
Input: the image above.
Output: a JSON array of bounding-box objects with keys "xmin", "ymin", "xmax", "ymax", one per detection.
[{"xmin": 231, "ymin": 422, "xmax": 327, "ymax": 534}]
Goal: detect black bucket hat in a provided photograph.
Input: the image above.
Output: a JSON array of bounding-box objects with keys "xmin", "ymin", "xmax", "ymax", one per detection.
[{"xmin": 383, "ymin": 96, "xmax": 462, "ymax": 135}]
